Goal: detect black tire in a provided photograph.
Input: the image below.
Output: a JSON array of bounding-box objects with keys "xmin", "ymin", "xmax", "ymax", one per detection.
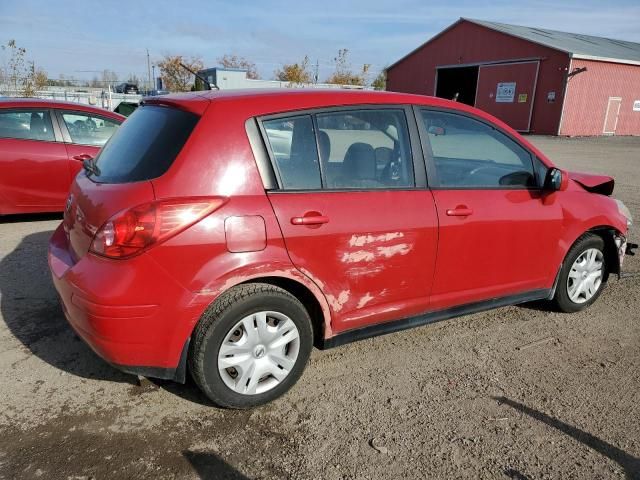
[
  {"xmin": 553, "ymin": 233, "xmax": 607, "ymax": 313},
  {"xmin": 189, "ymin": 283, "xmax": 313, "ymax": 409}
]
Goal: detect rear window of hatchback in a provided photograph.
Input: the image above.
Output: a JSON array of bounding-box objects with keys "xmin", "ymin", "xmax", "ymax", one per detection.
[{"xmin": 92, "ymin": 105, "xmax": 199, "ymax": 183}]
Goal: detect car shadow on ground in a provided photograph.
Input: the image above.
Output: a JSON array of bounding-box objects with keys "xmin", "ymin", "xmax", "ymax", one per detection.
[
  {"xmin": 494, "ymin": 396, "xmax": 640, "ymax": 480},
  {"xmin": 183, "ymin": 450, "xmax": 251, "ymax": 480},
  {"xmin": 0, "ymin": 230, "xmax": 136, "ymax": 384},
  {"xmin": 518, "ymin": 299, "xmax": 556, "ymax": 312},
  {"xmin": 146, "ymin": 376, "xmax": 214, "ymax": 407}
]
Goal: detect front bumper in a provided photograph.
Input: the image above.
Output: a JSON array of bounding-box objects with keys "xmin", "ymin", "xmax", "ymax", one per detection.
[{"xmin": 48, "ymin": 224, "xmax": 207, "ymax": 381}]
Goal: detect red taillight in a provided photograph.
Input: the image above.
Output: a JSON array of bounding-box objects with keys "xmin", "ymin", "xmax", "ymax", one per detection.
[{"xmin": 90, "ymin": 198, "xmax": 225, "ymax": 259}]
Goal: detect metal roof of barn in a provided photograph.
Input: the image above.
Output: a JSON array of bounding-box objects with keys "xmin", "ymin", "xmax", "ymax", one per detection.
[
  {"xmin": 388, "ymin": 18, "xmax": 640, "ymax": 70},
  {"xmin": 466, "ymin": 18, "xmax": 640, "ymax": 66}
]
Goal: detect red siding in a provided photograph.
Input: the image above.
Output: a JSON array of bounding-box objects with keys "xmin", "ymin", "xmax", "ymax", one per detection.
[
  {"xmin": 387, "ymin": 20, "xmax": 570, "ymax": 135},
  {"xmin": 560, "ymin": 59, "xmax": 640, "ymax": 136}
]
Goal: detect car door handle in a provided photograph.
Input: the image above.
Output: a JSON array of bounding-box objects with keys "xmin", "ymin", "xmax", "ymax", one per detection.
[
  {"xmin": 72, "ymin": 154, "xmax": 94, "ymax": 161},
  {"xmin": 446, "ymin": 207, "xmax": 473, "ymax": 217},
  {"xmin": 291, "ymin": 214, "xmax": 330, "ymax": 226}
]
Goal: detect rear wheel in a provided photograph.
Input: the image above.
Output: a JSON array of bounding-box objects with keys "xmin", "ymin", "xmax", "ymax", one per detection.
[
  {"xmin": 189, "ymin": 283, "xmax": 313, "ymax": 409},
  {"xmin": 553, "ymin": 234, "xmax": 606, "ymax": 313}
]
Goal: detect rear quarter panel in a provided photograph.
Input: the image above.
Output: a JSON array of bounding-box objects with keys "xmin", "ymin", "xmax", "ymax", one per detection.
[{"xmin": 147, "ymin": 102, "xmax": 333, "ymax": 338}]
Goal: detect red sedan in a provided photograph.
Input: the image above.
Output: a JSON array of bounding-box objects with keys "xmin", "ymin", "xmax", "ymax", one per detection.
[
  {"xmin": 48, "ymin": 90, "xmax": 635, "ymax": 408},
  {"xmin": 0, "ymin": 99, "xmax": 124, "ymax": 215}
]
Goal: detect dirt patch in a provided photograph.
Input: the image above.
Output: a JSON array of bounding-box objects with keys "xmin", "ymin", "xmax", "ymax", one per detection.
[{"xmin": 0, "ymin": 406, "xmax": 299, "ymax": 479}]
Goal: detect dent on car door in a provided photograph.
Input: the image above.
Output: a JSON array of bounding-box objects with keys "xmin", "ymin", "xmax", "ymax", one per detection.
[
  {"xmin": 418, "ymin": 108, "xmax": 563, "ymax": 310},
  {"xmin": 57, "ymin": 110, "xmax": 121, "ymax": 178},
  {"xmin": 261, "ymin": 107, "xmax": 439, "ymax": 333},
  {"xmin": 0, "ymin": 108, "xmax": 70, "ymax": 211}
]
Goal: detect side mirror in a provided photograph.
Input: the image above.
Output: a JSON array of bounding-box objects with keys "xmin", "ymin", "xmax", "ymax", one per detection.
[{"xmin": 543, "ymin": 168, "xmax": 563, "ymax": 192}]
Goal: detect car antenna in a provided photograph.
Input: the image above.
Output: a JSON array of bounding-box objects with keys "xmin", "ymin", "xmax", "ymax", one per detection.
[{"xmin": 180, "ymin": 63, "xmax": 219, "ymax": 91}]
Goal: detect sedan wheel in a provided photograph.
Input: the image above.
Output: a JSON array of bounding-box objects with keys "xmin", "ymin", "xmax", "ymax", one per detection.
[
  {"xmin": 553, "ymin": 233, "xmax": 607, "ymax": 313},
  {"xmin": 566, "ymin": 248, "xmax": 604, "ymax": 304},
  {"xmin": 218, "ymin": 311, "xmax": 300, "ymax": 395},
  {"xmin": 189, "ymin": 283, "xmax": 313, "ymax": 408}
]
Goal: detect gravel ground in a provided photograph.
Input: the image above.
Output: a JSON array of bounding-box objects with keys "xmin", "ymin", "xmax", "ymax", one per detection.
[{"xmin": 0, "ymin": 136, "xmax": 638, "ymax": 480}]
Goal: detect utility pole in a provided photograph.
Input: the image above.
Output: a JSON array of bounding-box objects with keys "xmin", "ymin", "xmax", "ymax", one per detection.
[
  {"xmin": 146, "ymin": 48, "xmax": 152, "ymax": 91},
  {"xmin": 314, "ymin": 59, "xmax": 319, "ymax": 84}
]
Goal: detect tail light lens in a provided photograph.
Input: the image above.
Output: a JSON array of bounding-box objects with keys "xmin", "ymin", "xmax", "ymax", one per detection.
[{"xmin": 90, "ymin": 197, "xmax": 226, "ymax": 259}]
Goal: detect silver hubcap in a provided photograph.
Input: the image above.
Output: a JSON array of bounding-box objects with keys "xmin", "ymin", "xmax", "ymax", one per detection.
[
  {"xmin": 567, "ymin": 248, "xmax": 604, "ymax": 304},
  {"xmin": 218, "ymin": 311, "xmax": 300, "ymax": 395}
]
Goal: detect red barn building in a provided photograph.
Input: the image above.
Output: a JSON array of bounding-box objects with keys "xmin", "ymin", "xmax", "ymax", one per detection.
[{"xmin": 387, "ymin": 18, "xmax": 640, "ymax": 136}]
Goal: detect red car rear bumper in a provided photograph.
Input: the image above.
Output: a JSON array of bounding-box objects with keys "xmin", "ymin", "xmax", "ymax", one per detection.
[{"xmin": 48, "ymin": 224, "xmax": 207, "ymax": 381}]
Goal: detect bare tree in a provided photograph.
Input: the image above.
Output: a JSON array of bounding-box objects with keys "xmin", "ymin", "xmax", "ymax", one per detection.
[
  {"xmin": 2, "ymin": 39, "xmax": 27, "ymax": 92},
  {"xmin": 326, "ymin": 49, "xmax": 369, "ymax": 86},
  {"xmin": 127, "ymin": 73, "xmax": 141, "ymax": 85},
  {"xmin": 1, "ymin": 40, "xmax": 49, "ymax": 96},
  {"xmin": 218, "ymin": 54, "xmax": 260, "ymax": 79},
  {"xmin": 101, "ymin": 69, "xmax": 118, "ymax": 88},
  {"xmin": 157, "ymin": 55, "xmax": 204, "ymax": 92}
]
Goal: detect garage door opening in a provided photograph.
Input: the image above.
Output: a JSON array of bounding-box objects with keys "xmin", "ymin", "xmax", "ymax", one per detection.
[{"xmin": 435, "ymin": 66, "xmax": 478, "ymax": 106}]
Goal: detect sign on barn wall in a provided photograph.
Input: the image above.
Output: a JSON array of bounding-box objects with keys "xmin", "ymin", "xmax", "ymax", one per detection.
[
  {"xmin": 496, "ymin": 82, "xmax": 516, "ymax": 102},
  {"xmin": 633, "ymin": 100, "xmax": 640, "ymax": 112}
]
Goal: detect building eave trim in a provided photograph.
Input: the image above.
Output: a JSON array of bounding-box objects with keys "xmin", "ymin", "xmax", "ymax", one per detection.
[{"xmin": 571, "ymin": 53, "xmax": 640, "ymax": 66}]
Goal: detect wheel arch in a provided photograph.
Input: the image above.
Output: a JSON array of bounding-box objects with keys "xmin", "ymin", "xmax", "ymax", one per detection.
[
  {"xmin": 585, "ymin": 225, "xmax": 625, "ymax": 278},
  {"xmin": 550, "ymin": 224, "xmax": 625, "ymax": 301},
  {"xmin": 187, "ymin": 269, "xmax": 333, "ymax": 352},
  {"xmin": 562, "ymin": 225, "xmax": 624, "ymax": 280},
  {"xmin": 237, "ymin": 276, "xmax": 327, "ymax": 348}
]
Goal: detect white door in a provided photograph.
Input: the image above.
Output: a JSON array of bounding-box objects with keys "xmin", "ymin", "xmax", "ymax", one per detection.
[{"xmin": 603, "ymin": 97, "xmax": 622, "ymax": 135}]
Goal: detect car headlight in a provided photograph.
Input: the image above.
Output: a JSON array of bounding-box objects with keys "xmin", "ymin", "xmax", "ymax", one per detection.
[{"xmin": 615, "ymin": 199, "xmax": 633, "ymax": 229}]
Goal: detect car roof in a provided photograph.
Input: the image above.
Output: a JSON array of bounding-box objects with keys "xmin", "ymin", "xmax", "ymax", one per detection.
[
  {"xmin": 143, "ymin": 88, "xmax": 479, "ymax": 118},
  {"xmin": 0, "ymin": 97, "xmax": 125, "ymax": 120},
  {"xmin": 154, "ymin": 88, "xmax": 442, "ymax": 105}
]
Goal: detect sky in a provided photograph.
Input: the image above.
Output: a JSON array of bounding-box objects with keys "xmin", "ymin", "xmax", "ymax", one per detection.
[{"xmin": 1, "ymin": 0, "xmax": 639, "ymax": 84}]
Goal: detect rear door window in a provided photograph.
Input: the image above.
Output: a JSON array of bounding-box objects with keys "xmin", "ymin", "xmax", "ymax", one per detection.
[
  {"xmin": 92, "ymin": 105, "xmax": 199, "ymax": 183},
  {"xmin": 60, "ymin": 111, "xmax": 120, "ymax": 146},
  {"xmin": 316, "ymin": 109, "xmax": 414, "ymax": 189},
  {"xmin": 0, "ymin": 110, "xmax": 55, "ymax": 141},
  {"xmin": 261, "ymin": 108, "xmax": 414, "ymax": 190},
  {"xmin": 263, "ymin": 115, "xmax": 322, "ymax": 190}
]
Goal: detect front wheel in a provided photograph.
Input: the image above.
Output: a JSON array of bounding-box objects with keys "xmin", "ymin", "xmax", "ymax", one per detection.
[
  {"xmin": 553, "ymin": 233, "xmax": 607, "ymax": 313},
  {"xmin": 189, "ymin": 283, "xmax": 313, "ymax": 409}
]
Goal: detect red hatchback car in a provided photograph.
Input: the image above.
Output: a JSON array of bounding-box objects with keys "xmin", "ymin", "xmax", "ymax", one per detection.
[
  {"xmin": 0, "ymin": 99, "xmax": 123, "ymax": 215},
  {"xmin": 48, "ymin": 90, "xmax": 635, "ymax": 408}
]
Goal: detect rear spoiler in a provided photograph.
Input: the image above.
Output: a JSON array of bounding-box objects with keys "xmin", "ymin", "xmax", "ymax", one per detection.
[{"xmin": 141, "ymin": 93, "xmax": 211, "ymax": 116}]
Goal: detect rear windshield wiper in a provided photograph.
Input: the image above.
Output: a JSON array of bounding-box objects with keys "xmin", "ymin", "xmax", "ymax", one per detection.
[{"xmin": 83, "ymin": 158, "xmax": 101, "ymax": 177}]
